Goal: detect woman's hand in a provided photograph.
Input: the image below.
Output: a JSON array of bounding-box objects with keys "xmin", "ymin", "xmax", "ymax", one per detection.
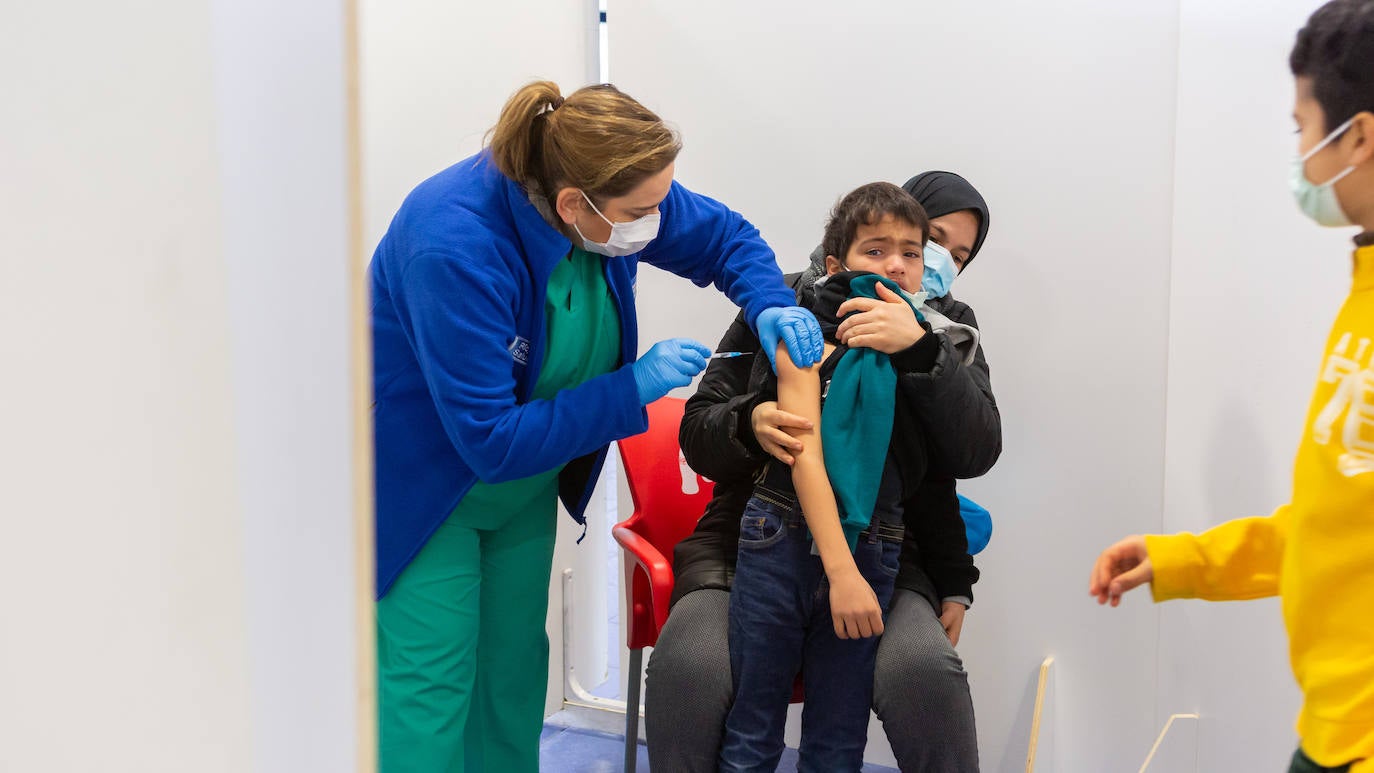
[
  {"xmin": 828, "ymin": 569, "xmax": 885, "ymax": 639},
  {"xmin": 836, "ymin": 283, "xmax": 924, "ymax": 354},
  {"xmin": 1089, "ymin": 535, "xmax": 1154, "ymax": 607},
  {"xmin": 749, "ymin": 400, "xmax": 812, "ymax": 465},
  {"xmin": 939, "ymin": 601, "xmax": 966, "ymax": 646}
]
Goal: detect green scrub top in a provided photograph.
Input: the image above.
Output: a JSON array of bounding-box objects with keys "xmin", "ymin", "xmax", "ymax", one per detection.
[{"xmin": 447, "ymin": 248, "xmax": 622, "ymax": 527}]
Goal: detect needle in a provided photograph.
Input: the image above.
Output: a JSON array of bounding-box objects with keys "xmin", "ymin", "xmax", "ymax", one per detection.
[{"xmin": 708, "ymin": 351, "xmax": 748, "ymax": 359}]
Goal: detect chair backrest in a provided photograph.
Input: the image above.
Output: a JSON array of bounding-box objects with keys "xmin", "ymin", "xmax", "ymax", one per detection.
[{"xmin": 616, "ymin": 397, "xmax": 715, "ymax": 566}]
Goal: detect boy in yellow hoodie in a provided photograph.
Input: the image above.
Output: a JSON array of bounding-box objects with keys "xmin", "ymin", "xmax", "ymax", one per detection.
[{"xmin": 1089, "ymin": 2, "xmax": 1374, "ymax": 771}]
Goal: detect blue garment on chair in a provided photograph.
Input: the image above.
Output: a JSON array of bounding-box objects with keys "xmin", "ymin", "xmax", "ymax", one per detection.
[{"xmin": 959, "ymin": 495, "xmax": 992, "ymax": 555}]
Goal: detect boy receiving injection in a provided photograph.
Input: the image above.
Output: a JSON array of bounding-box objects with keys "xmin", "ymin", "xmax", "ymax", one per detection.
[{"xmin": 719, "ymin": 183, "xmax": 976, "ymax": 772}]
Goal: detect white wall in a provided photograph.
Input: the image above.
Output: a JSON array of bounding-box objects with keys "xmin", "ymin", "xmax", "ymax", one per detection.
[
  {"xmin": 210, "ymin": 1, "xmax": 365, "ymax": 771},
  {"xmin": 360, "ymin": 0, "xmax": 600, "ymax": 253},
  {"xmin": 358, "ymin": 0, "xmax": 608, "ymax": 717},
  {"xmin": 1, "ymin": 2, "xmax": 365, "ymax": 771},
  {"xmin": 614, "ymin": 1, "xmax": 1180, "ymax": 769},
  {"xmin": 1158, "ymin": 1, "xmax": 1351, "ymax": 768}
]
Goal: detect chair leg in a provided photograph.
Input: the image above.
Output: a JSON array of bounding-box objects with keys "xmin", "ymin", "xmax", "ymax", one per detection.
[{"xmin": 624, "ymin": 647, "xmax": 644, "ymax": 773}]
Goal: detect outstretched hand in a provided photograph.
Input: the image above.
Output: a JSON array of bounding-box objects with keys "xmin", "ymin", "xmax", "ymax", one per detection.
[{"xmin": 1089, "ymin": 535, "xmax": 1153, "ymax": 607}]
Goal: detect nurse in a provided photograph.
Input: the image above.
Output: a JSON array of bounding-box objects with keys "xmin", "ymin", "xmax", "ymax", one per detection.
[{"xmin": 368, "ymin": 80, "xmax": 823, "ymax": 772}]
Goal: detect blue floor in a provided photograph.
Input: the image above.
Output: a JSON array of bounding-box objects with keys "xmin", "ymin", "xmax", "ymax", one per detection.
[
  {"xmin": 538, "ymin": 723, "xmax": 901, "ymax": 772},
  {"xmin": 539, "ymin": 725, "xmax": 649, "ymax": 772}
]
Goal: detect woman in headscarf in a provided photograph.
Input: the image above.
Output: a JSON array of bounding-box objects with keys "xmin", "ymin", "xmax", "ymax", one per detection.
[{"xmin": 646, "ymin": 171, "xmax": 997, "ymax": 772}]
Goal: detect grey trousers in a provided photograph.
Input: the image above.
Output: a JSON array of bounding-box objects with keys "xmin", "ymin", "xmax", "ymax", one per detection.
[{"xmin": 643, "ymin": 588, "xmax": 979, "ymax": 772}]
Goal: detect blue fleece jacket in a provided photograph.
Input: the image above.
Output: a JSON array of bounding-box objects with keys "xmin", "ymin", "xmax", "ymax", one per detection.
[{"xmin": 370, "ymin": 151, "xmax": 795, "ymax": 598}]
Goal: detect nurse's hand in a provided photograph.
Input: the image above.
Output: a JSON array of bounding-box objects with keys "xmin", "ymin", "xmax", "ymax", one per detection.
[
  {"xmin": 632, "ymin": 338, "xmax": 712, "ymax": 405},
  {"xmin": 756, "ymin": 306, "xmax": 823, "ymax": 373}
]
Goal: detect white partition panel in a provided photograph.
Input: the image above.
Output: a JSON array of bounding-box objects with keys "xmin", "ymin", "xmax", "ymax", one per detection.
[
  {"xmin": 1158, "ymin": 2, "xmax": 1350, "ymax": 769},
  {"xmin": 3, "ymin": 2, "xmax": 363, "ymax": 771},
  {"xmin": 613, "ymin": 2, "xmax": 1181, "ymax": 768},
  {"xmin": 211, "ymin": 1, "xmax": 365, "ymax": 770},
  {"xmin": 1, "ymin": 5, "xmax": 252, "ymax": 770}
]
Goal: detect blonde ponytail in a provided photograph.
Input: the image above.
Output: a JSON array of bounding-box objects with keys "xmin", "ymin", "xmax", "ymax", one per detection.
[
  {"xmin": 488, "ymin": 80, "xmax": 564, "ymax": 192},
  {"xmin": 487, "ymin": 81, "xmax": 681, "ymax": 203}
]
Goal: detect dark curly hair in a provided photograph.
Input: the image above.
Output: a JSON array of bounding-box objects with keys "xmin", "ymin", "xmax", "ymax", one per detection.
[{"xmin": 821, "ymin": 182, "xmax": 929, "ymax": 261}]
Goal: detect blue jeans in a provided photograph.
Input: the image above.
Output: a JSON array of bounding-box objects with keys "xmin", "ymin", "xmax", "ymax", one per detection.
[{"xmin": 720, "ymin": 489, "xmax": 902, "ymax": 773}]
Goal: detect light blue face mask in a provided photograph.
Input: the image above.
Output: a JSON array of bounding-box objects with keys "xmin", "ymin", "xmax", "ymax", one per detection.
[
  {"xmin": 921, "ymin": 241, "xmax": 958, "ymax": 299},
  {"xmin": 1290, "ymin": 117, "xmax": 1357, "ymax": 228}
]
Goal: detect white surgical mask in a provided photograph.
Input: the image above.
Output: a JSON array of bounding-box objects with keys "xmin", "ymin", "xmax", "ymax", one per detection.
[
  {"xmin": 1290, "ymin": 117, "xmax": 1357, "ymax": 228},
  {"xmin": 573, "ymin": 191, "xmax": 660, "ymax": 257}
]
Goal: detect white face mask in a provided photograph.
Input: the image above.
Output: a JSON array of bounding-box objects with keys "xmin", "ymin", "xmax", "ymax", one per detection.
[
  {"xmin": 1290, "ymin": 117, "xmax": 1357, "ymax": 228},
  {"xmin": 572, "ymin": 191, "xmax": 660, "ymax": 257}
]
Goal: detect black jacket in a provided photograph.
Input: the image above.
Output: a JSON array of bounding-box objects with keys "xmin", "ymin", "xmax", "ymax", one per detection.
[{"xmin": 673, "ymin": 273, "xmax": 1001, "ymax": 609}]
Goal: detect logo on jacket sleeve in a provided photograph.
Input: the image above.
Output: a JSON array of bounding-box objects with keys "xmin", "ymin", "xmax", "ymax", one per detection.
[{"xmin": 508, "ymin": 336, "xmax": 531, "ymax": 365}]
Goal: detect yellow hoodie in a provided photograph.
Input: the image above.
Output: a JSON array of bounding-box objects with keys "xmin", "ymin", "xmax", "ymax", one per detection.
[{"xmin": 1146, "ymin": 244, "xmax": 1374, "ymax": 769}]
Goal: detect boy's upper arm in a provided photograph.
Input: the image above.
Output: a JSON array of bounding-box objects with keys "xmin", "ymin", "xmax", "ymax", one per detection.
[
  {"xmin": 679, "ymin": 310, "xmax": 769, "ymax": 479},
  {"xmin": 774, "ymin": 342, "xmax": 822, "ymax": 437}
]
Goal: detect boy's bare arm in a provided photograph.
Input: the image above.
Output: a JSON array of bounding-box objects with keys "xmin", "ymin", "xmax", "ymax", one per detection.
[{"xmin": 775, "ymin": 341, "xmax": 884, "ymax": 639}]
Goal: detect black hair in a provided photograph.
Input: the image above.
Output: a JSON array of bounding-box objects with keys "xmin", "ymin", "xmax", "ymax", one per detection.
[
  {"xmin": 1290, "ymin": 0, "xmax": 1374, "ymax": 132},
  {"xmin": 821, "ymin": 182, "xmax": 929, "ymax": 261}
]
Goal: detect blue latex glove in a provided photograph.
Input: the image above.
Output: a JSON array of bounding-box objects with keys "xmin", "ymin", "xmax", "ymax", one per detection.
[
  {"xmin": 959, "ymin": 494, "xmax": 992, "ymax": 555},
  {"xmin": 756, "ymin": 306, "xmax": 823, "ymax": 372},
  {"xmin": 632, "ymin": 338, "xmax": 712, "ymax": 405}
]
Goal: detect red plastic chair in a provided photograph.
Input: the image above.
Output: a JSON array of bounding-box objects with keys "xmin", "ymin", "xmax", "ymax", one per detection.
[{"xmin": 614, "ymin": 397, "xmax": 715, "ymax": 771}]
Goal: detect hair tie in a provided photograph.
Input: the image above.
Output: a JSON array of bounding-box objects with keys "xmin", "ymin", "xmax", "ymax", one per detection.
[{"xmin": 542, "ymin": 95, "xmax": 565, "ymax": 115}]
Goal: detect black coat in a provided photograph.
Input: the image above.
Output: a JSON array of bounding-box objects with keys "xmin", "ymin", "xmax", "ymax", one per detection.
[{"xmin": 673, "ymin": 273, "xmax": 1001, "ymax": 609}]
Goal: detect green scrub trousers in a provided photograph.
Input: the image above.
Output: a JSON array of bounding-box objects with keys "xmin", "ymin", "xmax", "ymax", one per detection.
[{"xmin": 377, "ymin": 249, "xmax": 621, "ymax": 772}]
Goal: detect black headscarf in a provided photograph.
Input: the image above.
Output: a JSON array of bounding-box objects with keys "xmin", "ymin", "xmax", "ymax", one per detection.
[
  {"xmin": 805, "ymin": 170, "xmax": 992, "ymax": 280},
  {"xmin": 901, "ymin": 171, "xmax": 991, "ymax": 271}
]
